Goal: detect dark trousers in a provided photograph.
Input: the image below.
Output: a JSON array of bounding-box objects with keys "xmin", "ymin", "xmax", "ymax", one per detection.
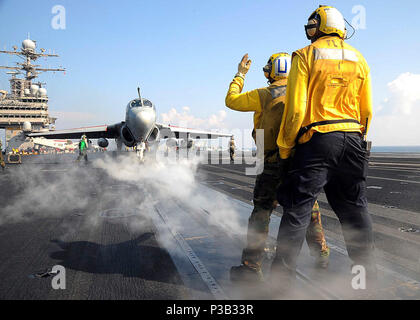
[
  {"xmin": 242, "ymin": 163, "xmax": 329, "ymax": 269},
  {"xmin": 77, "ymin": 150, "xmax": 88, "ymax": 162},
  {"xmin": 273, "ymin": 132, "xmax": 376, "ymax": 280}
]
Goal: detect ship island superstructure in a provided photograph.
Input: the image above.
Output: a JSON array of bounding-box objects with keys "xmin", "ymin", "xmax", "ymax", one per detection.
[{"xmin": 0, "ymin": 37, "xmax": 65, "ymax": 149}]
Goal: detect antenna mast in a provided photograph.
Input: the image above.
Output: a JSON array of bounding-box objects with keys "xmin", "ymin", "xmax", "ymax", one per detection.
[{"xmin": 0, "ymin": 38, "xmax": 65, "ymax": 82}]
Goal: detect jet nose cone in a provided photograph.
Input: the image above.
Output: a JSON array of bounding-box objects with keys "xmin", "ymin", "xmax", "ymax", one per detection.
[{"xmin": 126, "ymin": 107, "xmax": 156, "ymax": 141}]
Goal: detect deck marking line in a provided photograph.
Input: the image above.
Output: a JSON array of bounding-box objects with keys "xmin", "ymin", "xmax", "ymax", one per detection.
[{"xmin": 154, "ymin": 205, "xmax": 228, "ymax": 300}]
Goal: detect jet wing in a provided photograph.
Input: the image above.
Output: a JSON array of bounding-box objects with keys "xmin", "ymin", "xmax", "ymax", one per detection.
[
  {"xmin": 27, "ymin": 123, "xmax": 123, "ymax": 140},
  {"xmin": 156, "ymin": 123, "xmax": 232, "ymax": 139}
]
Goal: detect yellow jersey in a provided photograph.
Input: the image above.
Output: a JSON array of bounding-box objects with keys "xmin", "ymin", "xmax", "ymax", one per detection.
[
  {"xmin": 226, "ymin": 76, "xmax": 287, "ymax": 162},
  {"xmin": 277, "ymin": 36, "xmax": 372, "ymax": 159}
]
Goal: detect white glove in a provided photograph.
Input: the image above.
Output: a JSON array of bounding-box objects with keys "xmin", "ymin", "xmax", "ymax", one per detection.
[{"xmin": 235, "ymin": 54, "xmax": 252, "ymax": 79}]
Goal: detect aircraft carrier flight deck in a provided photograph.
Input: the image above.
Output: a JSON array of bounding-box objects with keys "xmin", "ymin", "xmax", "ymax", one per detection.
[{"xmin": 0, "ymin": 151, "xmax": 419, "ymax": 300}]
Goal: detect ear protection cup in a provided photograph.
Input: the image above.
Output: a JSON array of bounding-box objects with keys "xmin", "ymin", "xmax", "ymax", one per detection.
[
  {"xmin": 306, "ymin": 6, "xmax": 346, "ymax": 39},
  {"xmin": 305, "ymin": 17, "xmax": 319, "ymax": 40}
]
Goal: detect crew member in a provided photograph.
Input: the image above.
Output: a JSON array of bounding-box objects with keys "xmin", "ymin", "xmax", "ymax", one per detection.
[
  {"xmin": 273, "ymin": 5, "xmax": 375, "ymax": 290},
  {"xmin": 136, "ymin": 140, "xmax": 146, "ymax": 162},
  {"xmin": 226, "ymin": 53, "xmax": 330, "ymax": 282},
  {"xmin": 229, "ymin": 136, "xmax": 236, "ymax": 162},
  {"xmin": 76, "ymin": 134, "xmax": 89, "ymax": 162},
  {"xmin": 0, "ymin": 140, "xmax": 5, "ymax": 171}
]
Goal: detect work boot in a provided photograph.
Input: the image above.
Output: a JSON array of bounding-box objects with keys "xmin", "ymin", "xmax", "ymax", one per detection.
[
  {"xmin": 267, "ymin": 260, "xmax": 295, "ymax": 299},
  {"xmin": 230, "ymin": 263, "xmax": 264, "ymax": 283},
  {"xmin": 315, "ymin": 251, "xmax": 330, "ymax": 269},
  {"xmin": 309, "ymin": 246, "xmax": 330, "ymax": 269}
]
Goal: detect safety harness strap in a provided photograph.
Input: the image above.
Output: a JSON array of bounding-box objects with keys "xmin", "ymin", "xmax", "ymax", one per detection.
[{"xmin": 296, "ymin": 119, "xmax": 360, "ymax": 144}]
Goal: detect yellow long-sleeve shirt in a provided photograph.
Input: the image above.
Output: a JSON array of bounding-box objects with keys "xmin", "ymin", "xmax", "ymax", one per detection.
[
  {"xmin": 277, "ymin": 36, "xmax": 373, "ymax": 159},
  {"xmin": 226, "ymin": 76, "xmax": 287, "ymax": 162}
]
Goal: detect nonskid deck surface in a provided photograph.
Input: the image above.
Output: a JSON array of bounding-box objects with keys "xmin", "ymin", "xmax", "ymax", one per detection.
[{"xmin": 0, "ymin": 152, "xmax": 419, "ymax": 299}]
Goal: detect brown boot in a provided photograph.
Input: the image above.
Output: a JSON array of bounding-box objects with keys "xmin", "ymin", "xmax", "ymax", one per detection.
[{"xmin": 230, "ymin": 263, "xmax": 264, "ymax": 283}]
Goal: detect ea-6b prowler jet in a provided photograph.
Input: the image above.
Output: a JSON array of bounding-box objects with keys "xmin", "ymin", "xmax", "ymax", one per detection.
[{"xmin": 27, "ymin": 88, "xmax": 232, "ymax": 150}]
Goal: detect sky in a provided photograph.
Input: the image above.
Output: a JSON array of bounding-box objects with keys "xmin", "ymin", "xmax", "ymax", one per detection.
[{"xmin": 0, "ymin": 0, "xmax": 420, "ymax": 147}]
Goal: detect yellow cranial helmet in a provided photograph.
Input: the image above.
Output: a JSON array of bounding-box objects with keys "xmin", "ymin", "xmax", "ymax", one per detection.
[
  {"xmin": 263, "ymin": 52, "xmax": 291, "ymax": 82},
  {"xmin": 305, "ymin": 5, "xmax": 346, "ymax": 40}
]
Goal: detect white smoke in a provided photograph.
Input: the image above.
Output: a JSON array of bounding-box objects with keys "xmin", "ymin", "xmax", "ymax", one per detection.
[
  {"xmin": 0, "ymin": 153, "xmax": 244, "ymax": 243},
  {"xmin": 93, "ymin": 153, "xmax": 243, "ymax": 237},
  {"xmin": 0, "ymin": 164, "xmax": 96, "ymax": 225}
]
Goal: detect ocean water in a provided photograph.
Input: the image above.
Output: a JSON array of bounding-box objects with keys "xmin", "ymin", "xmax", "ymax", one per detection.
[
  {"xmin": 371, "ymin": 146, "xmax": 420, "ymax": 153},
  {"xmin": 242, "ymin": 146, "xmax": 420, "ymax": 154}
]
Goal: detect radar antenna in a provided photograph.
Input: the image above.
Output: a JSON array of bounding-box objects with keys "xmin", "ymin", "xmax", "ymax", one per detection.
[{"xmin": 0, "ymin": 37, "xmax": 65, "ymax": 81}]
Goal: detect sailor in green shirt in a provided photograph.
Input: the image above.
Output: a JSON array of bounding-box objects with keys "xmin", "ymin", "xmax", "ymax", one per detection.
[{"xmin": 76, "ymin": 135, "xmax": 89, "ymax": 162}]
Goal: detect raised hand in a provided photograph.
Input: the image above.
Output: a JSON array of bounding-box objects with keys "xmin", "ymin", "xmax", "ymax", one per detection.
[{"xmin": 238, "ymin": 53, "xmax": 252, "ymax": 75}]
